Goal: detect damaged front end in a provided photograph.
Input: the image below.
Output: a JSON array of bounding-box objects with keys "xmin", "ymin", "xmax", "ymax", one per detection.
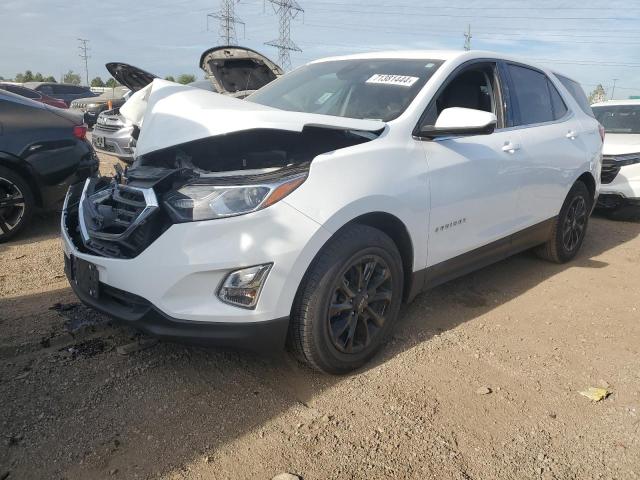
[
  {"xmin": 64, "ymin": 127, "xmax": 377, "ymax": 259},
  {"xmin": 64, "ymin": 80, "xmax": 384, "ymax": 259}
]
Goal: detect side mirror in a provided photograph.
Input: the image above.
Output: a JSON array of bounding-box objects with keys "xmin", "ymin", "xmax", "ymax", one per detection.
[{"xmin": 417, "ymin": 107, "xmax": 497, "ymax": 139}]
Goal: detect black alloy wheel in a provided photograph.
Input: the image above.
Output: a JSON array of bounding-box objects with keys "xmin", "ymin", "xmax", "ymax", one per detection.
[
  {"xmin": 562, "ymin": 196, "xmax": 587, "ymax": 253},
  {"xmin": 327, "ymin": 254, "xmax": 393, "ymax": 354}
]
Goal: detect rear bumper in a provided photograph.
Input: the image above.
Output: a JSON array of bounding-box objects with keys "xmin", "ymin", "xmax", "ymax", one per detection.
[{"xmin": 64, "ymin": 254, "xmax": 289, "ymax": 350}]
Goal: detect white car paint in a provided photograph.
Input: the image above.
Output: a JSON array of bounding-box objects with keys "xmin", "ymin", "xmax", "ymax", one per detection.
[
  {"xmin": 62, "ymin": 50, "xmax": 602, "ymax": 337},
  {"xmin": 592, "ymin": 99, "xmax": 640, "ymax": 203}
]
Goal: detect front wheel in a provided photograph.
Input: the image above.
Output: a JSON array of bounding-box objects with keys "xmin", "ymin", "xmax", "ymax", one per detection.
[
  {"xmin": 536, "ymin": 181, "xmax": 591, "ymax": 263},
  {"xmin": 288, "ymin": 224, "xmax": 404, "ymax": 374}
]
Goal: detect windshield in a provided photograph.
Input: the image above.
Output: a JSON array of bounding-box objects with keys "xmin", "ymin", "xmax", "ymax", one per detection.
[
  {"xmin": 247, "ymin": 58, "xmax": 443, "ymax": 121},
  {"xmin": 593, "ymin": 105, "xmax": 640, "ymax": 134}
]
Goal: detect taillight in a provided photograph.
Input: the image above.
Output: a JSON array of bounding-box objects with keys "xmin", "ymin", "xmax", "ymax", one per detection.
[
  {"xmin": 598, "ymin": 123, "xmax": 605, "ymax": 143},
  {"xmin": 73, "ymin": 124, "xmax": 87, "ymax": 140}
]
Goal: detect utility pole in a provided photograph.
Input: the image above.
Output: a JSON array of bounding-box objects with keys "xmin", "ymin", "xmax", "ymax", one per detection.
[
  {"xmin": 77, "ymin": 38, "xmax": 90, "ymax": 86},
  {"xmin": 610, "ymin": 78, "xmax": 618, "ymax": 100},
  {"xmin": 463, "ymin": 24, "xmax": 472, "ymax": 51},
  {"xmin": 265, "ymin": 0, "xmax": 304, "ymax": 71},
  {"xmin": 207, "ymin": 0, "xmax": 244, "ymax": 45}
]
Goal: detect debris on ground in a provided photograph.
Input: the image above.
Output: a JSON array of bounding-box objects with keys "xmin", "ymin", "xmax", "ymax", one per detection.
[
  {"xmin": 63, "ymin": 338, "xmax": 107, "ymax": 359},
  {"xmin": 49, "ymin": 302, "xmax": 80, "ymax": 312},
  {"xmin": 116, "ymin": 338, "xmax": 158, "ymax": 356},
  {"xmin": 272, "ymin": 473, "xmax": 302, "ymax": 480},
  {"xmin": 579, "ymin": 387, "xmax": 611, "ymax": 402},
  {"xmin": 476, "ymin": 386, "xmax": 492, "ymax": 395}
]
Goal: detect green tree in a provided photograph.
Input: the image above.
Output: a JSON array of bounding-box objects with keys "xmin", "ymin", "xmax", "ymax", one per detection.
[
  {"xmin": 177, "ymin": 74, "xmax": 196, "ymax": 85},
  {"xmin": 23, "ymin": 70, "xmax": 34, "ymax": 82},
  {"xmin": 33, "ymin": 72, "xmax": 44, "ymax": 82},
  {"xmin": 62, "ymin": 70, "xmax": 81, "ymax": 85},
  {"xmin": 164, "ymin": 75, "xmax": 175, "ymax": 82},
  {"xmin": 91, "ymin": 76, "xmax": 105, "ymax": 87},
  {"xmin": 105, "ymin": 77, "xmax": 119, "ymax": 88},
  {"xmin": 43, "ymin": 76, "xmax": 56, "ymax": 83},
  {"xmin": 588, "ymin": 84, "xmax": 607, "ymax": 105}
]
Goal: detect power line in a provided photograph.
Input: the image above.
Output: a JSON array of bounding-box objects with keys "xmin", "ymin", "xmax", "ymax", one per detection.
[
  {"xmin": 265, "ymin": 0, "xmax": 304, "ymax": 71},
  {"xmin": 77, "ymin": 38, "xmax": 90, "ymax": 87},
  {"xmin": 207, "ymin": 0, "xmax": 245, "ymax": 45},
  {"xmin": 307, "ymin": 5, "xmax": 639, "ymax": 21}
]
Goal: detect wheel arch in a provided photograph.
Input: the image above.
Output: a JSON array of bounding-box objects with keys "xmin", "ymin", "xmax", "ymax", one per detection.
[{"xmin": 576, "ymin": 171, "xmax": 596, "ymax": 205}]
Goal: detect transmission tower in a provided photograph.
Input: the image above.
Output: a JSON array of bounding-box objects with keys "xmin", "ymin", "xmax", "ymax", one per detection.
[
  {"xmin": 265, "ymin": 0, "xmax": 303, "ymax": 71},
  {"xmin": 77, "ymin": 38, "xmax": 90, "ymax": 86},
  {"xmin": 463, "ymin": 24, "xmax": 472, "ymax": 51},
  {"xmin": 207, "ymin": 0, "xmax": 244, "ymax": 45}
]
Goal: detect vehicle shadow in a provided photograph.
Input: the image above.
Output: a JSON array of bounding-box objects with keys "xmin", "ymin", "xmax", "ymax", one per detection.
[
  {"xmin": 0, "ymin": 217, "xmax": 638, "ymax": 479},
  {"xmin": 0, "ymin": 211, "xmax": 61, "ymax": 250}
]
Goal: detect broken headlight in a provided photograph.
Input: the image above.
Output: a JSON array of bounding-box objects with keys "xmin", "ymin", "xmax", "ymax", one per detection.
[{"xmin": 163, "ymin": 174, "xmax": 306, "ymax": 222}]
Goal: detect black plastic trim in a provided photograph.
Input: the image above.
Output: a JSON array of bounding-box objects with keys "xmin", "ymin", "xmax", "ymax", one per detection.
[{"xmin": 408, "ymin": 217, "xmax": 555, "ymax": 297}]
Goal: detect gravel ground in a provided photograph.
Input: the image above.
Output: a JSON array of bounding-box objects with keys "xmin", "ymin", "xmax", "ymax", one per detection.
[{"xmin": 1, "ymin": 152, "xmax": 639, "ymax": 480}]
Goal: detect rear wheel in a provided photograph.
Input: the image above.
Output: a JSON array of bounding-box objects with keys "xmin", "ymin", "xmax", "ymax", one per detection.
[
  {"xmin": 0, "ymin": 167, "xmax": 34, "ymax": 243},
  {"xmin": 288, "ymin": 224, "xmax": 404, "ymax": 374},
  {"xmin": 536, "ymin": 181, "xmax": 591, "ymax": 263}
]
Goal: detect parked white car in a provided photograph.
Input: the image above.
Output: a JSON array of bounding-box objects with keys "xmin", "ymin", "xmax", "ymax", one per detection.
[
  {"xmin": 62, "ymin": 50, "xmax": 602, "ymax": 373},
  {"xmin": 591, "ymin": 99, "xmax": 640, "ymax": 213}
]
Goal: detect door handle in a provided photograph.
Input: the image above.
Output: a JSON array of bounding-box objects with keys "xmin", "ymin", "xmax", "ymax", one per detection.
[
  {"xmin": 502, "ymin": 142, "xmax": 521, "ymax": 154},
  {"xmin": 566, "ymin": 130, "xmax": 578, "ymax": 140}
]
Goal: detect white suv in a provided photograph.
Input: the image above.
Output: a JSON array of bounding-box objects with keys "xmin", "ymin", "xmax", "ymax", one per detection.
[
  {"xmin": 591, "ymin": 99, "xmax": 640, "ymax": 214},
  {"xmin": 62, "ymin": 51, "xmax": 602, "ymax": 373}
]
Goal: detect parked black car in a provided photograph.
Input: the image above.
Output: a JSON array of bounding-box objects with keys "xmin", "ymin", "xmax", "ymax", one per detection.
[
  {"xmin": 22, "ymin": 82, "xmax": 97, "ymax": 106},
  {"xmin": 0, "ymin": 90, "xmax": 99, "ymax": 242}
]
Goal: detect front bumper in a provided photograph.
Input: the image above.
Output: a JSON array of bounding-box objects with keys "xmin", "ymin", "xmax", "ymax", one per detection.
[
  {"xmin": 91, "ymin": 124, "xmax": 135, "ymax": 160},
  {"xmin": 61, "ymin": 196, "xmax": 331, "ymax": 348},
  {"xmin": 598, "ymin": 163, "xmax": 640, "ymax": 207}
]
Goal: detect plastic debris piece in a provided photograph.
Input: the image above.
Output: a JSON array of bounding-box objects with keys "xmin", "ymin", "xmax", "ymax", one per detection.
[{"xmin": 579, "ymin": 387, "xmax": 611, "ymax": 402}]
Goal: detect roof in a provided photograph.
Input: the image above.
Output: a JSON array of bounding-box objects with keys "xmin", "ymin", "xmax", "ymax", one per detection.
[
  {"xmin": 592, "ymin": 99, "xmax": 640, "ymax": 107},
  {"xmin": 308, "ymin": 49, "xmax": 537, "ymax": 66}
]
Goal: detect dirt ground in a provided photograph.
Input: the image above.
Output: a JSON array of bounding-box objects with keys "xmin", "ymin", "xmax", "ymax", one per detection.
[{"xmin": 1, "ymin": 152, "xmax": 639, "ymax": 480}]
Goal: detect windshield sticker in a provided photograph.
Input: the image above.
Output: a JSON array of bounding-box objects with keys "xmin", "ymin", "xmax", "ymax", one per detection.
[{"xmin": 366, "ymin": 74, "xmax": 419, "ymax": 87}]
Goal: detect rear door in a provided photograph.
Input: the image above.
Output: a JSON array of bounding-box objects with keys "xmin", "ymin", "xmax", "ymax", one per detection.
[{"xmin": 503, "ymin": 63, "xmax": 590, "ymax": 225}]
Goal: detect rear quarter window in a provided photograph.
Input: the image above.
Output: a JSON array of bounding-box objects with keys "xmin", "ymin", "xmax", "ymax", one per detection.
[{"xmin": 555, "ymin": 74, "xmax": 594, "ymax": 118}]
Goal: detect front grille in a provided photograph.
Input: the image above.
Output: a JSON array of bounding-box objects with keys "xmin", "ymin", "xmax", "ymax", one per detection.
[
  {"xmin": 94, "ymin": 123, "xmax": 122, "ymax": 133},
  {"xmin": 601, "ymin": 156, "xmax": 621, "ymax": 184}
]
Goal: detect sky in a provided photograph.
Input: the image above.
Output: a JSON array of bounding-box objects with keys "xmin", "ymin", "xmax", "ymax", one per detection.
[{"xmin": 2, "ymin": 0, "xmax": 640, "ymax": 99}]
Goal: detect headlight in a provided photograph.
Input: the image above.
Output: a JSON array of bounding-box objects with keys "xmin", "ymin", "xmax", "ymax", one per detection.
[
  {"xmin": 86, "ymin": 103, "xmax": 101, "ymax": 110},
  {"xmin": 164, "ymin": 174, "xmax": 306, "ymax": 222}
]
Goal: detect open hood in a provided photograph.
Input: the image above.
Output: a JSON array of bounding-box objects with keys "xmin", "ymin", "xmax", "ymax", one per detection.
[
  {"xmin": 125, "ymin": 79, "xmax": 385, "ymax": 157},
  {"xmin": 105, "ymin": 62, "xmax": 157, "ymax": 92},
  {"xmin": 199, "ymin": 46, "xmax": 284, "ymax": 98}
]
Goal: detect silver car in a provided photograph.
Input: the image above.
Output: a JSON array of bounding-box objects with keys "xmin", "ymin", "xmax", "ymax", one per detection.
[{"xmin": 92, "ymin": 47, "xmax": 283, "ymax": 163}]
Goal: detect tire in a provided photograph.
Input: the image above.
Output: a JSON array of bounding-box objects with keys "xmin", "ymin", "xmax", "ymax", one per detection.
[
  {"xmin": 288, "ymin": 224, "xmax": 404, "ymax": 374},
  {"xmin": 0, "ymin": 166, "xmax": 35, "ymax": 243},
  {"xmin": 535, "ymin": 181, "xmax": 591, "ymax": 263}
]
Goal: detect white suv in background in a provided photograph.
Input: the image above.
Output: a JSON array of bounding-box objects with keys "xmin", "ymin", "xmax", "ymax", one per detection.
[
  {"xmin": 62, "ymin": 51, "xmax": 602, "ymax": 373},
  {"xmin": 591, "ymin": 99, "xmax": 640, "ymax": 214}
]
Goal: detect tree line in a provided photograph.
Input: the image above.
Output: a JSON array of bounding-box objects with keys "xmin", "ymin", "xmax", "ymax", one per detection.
[{"xmin": 2, "ymin": 70, "xmax": 199, "ymax": 87}]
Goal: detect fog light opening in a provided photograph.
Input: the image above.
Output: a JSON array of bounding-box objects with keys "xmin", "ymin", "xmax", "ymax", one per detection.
[{"xmin": 217, "ymin": 264, "xmax": 273, "ymax": 309}]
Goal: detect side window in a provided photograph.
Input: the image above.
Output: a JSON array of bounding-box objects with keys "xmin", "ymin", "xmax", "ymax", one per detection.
[
  {"xmin": 555, "ymin": 74, "xmax": 594, "ymax": 118},
  {"xmin": 507, "ymin": 64, "xmax": 554, "ymax": 126},
  {"xmin": 8, "ymin": 85, "xmax": 40, "ymax": 99},
  {"xmin": 420, "ymin": 62, "xmax": 501, "ymax": 128},
  {"xmin": 548, "ymin": 80, "xmax": 568, "ymax": 120},
  {"xmin": 38, "ymin": 85, "xmax": 54, "ymax": 95}
]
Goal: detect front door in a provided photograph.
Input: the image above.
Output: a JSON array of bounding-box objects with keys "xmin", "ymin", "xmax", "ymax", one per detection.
[{"xmin": 417, "ymin": 61, "xmax": 525, "ymax": 268}]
